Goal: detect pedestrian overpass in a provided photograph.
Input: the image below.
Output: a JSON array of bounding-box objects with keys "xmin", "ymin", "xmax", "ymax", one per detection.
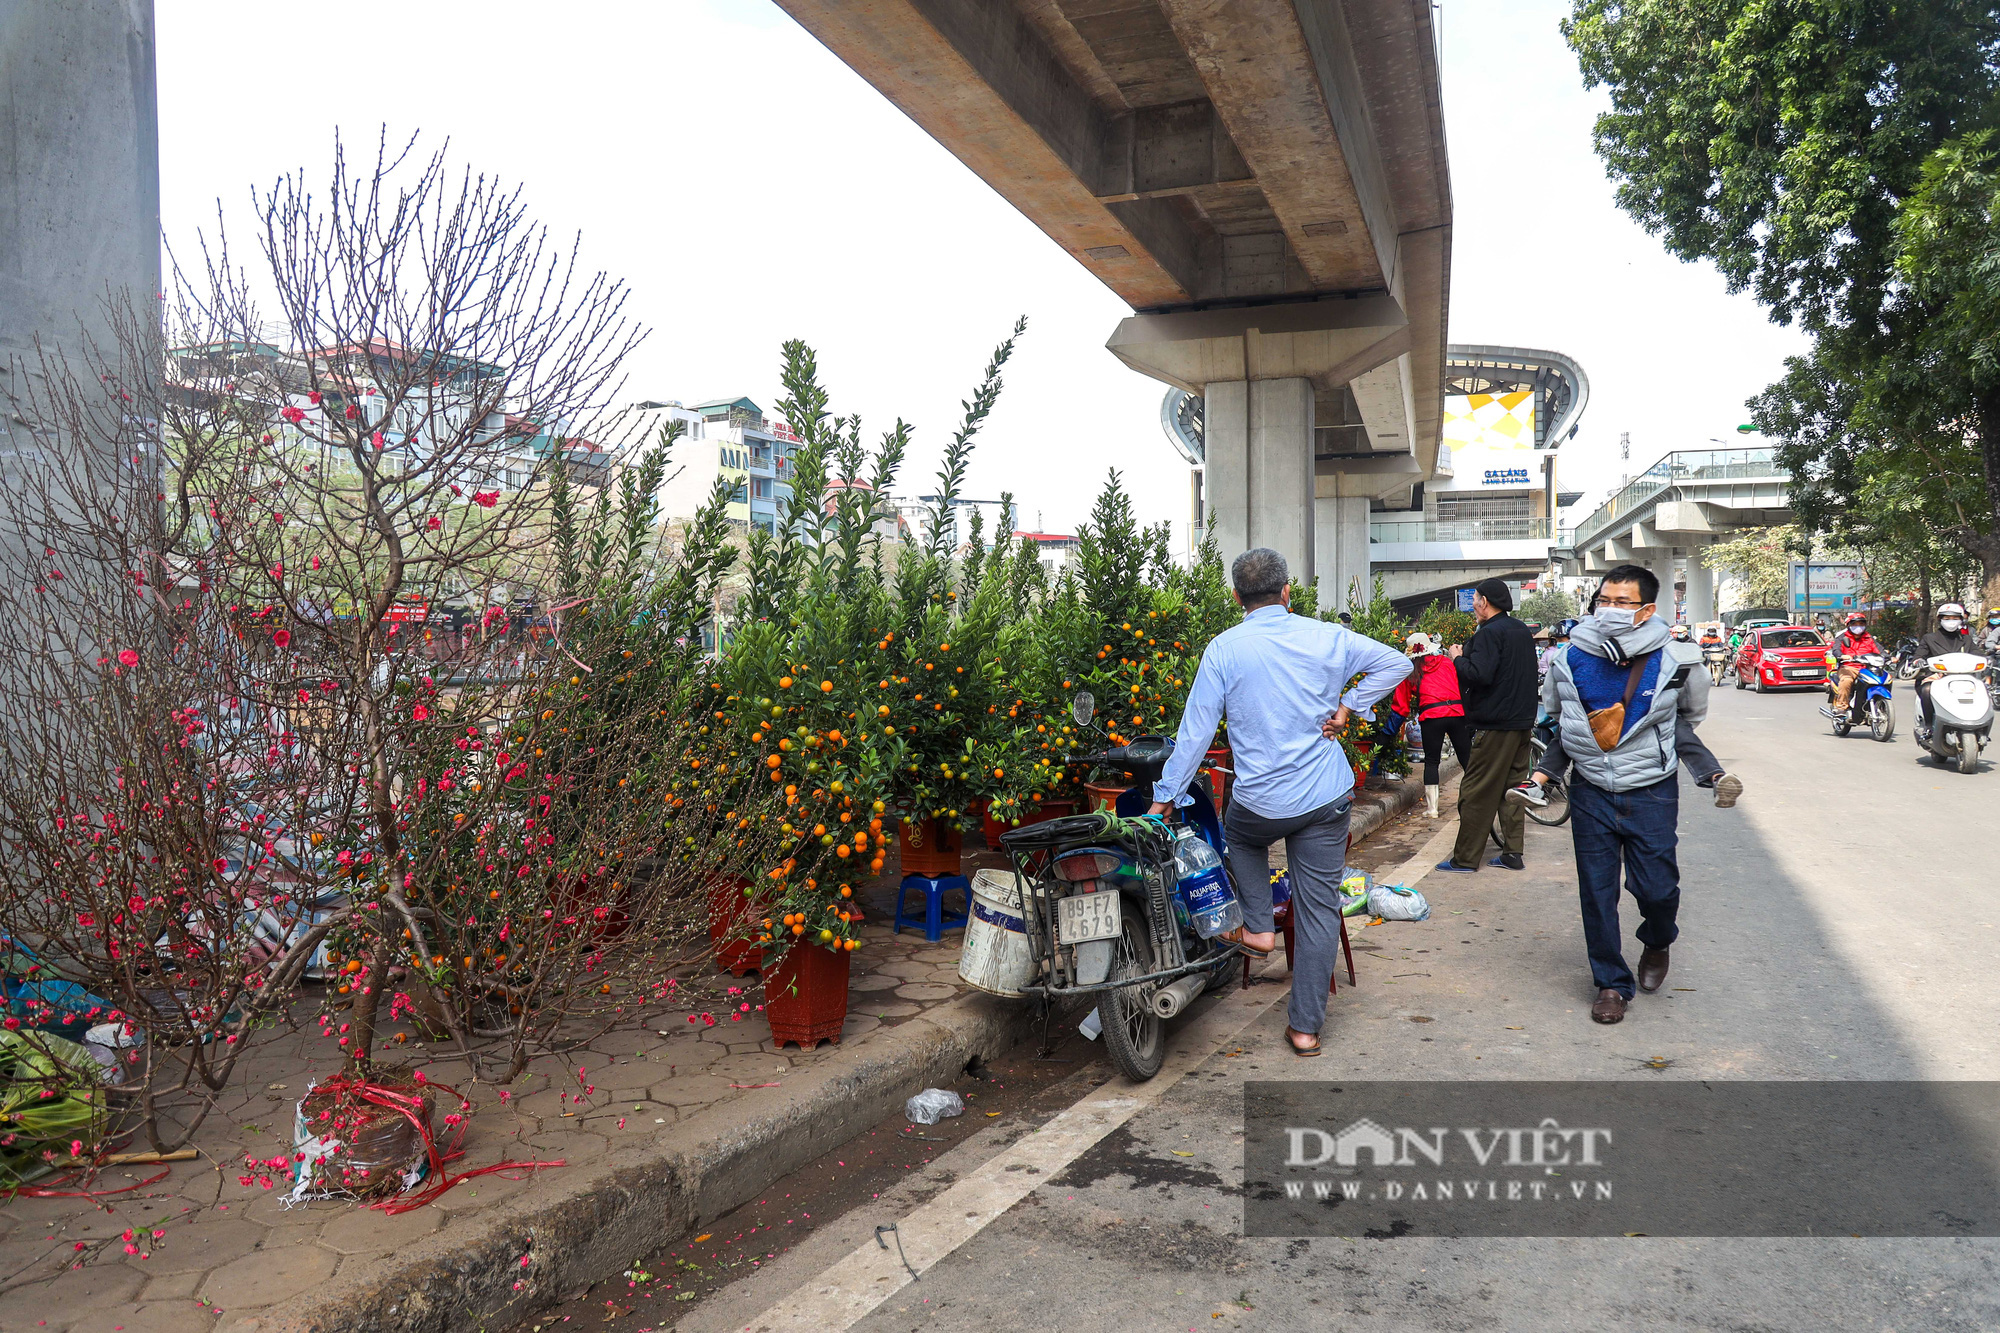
[{"xmin": 1556, "ymin": 447, "xmax": 1792, "ymax": 622}]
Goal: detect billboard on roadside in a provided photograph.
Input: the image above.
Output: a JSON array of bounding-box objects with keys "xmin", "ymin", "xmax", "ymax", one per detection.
[
  {"xmin": 1788, "ymin": 561, "xmax": 1863, "ymax": 614},
  {"xmin": 1441, "ymin": 392, "xmax": 1536, "ymax": 488}
]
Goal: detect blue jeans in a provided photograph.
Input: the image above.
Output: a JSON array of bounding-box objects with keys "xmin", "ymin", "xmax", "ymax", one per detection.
[{"xmin": 1569, "ymin": 775, "xmax": 1681, "ymax": 998}]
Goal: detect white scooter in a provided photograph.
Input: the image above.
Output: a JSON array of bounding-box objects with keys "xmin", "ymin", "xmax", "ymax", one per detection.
[{"xmin": 1917, "ymin": 652, "xmax": 1993, "ymax": 774}]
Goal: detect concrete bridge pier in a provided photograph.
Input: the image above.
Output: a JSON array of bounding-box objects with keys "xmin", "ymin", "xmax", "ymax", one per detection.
[
  {"xmin": 0, "ymin": 0, "xmax": 161, "ymax": 389},
  {"xmin": 1315, "ymin": 494, "xmax": 1371, "ymax": 611},
  {"xmin": 1685, "ymin": 553, "xmax": 1716, "ymax": 624},
  {"xmin": 1108, "ymin": 293, "xmax": 1415, "ymax": 590},
  {"xmin": 1203, "ymin": 377, "xmax": 1317, "ymax": 580}
]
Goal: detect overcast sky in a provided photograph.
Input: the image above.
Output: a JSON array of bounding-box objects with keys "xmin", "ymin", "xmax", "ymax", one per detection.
[{"xmin": 157, "ymin": 0, "xmax": 1807, "ymax": 536}]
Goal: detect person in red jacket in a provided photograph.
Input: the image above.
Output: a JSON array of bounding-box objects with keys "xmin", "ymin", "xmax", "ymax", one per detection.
[
  {"xmin": 1822, "ymin": 612, "xmax": 1884, "ymax": 717},
  {"xmin": 1391, "ymin": 632, "xmax": 1472, "ymax": 818}
]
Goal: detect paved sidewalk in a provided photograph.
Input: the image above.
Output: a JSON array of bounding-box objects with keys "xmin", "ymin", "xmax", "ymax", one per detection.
[
  {"xmin": 0, "ymin": 775, "xmax": 1437, "ymax": 1333},
  {"xmin": 0, "ymin": 844, "xmax": 1016, "ymax": 1333}
]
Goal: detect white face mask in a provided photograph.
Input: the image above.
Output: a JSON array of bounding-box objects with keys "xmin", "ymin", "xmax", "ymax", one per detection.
[
  {"xmin": 1942, "ymin": 618, "xmax": 1965, "ymax": 633},
  {"xmin": 1593, "ymin": 607, "xmax": 1637, "ymax": 630}
]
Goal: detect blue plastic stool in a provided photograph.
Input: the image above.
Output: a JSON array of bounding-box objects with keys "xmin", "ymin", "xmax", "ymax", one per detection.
[{"xmin": 893, "ymin": 873, "xmax": 969, "ymax": 942}]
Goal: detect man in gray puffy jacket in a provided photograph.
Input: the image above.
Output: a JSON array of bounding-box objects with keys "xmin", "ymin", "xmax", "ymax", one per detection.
[{"xmin": 1537, "ymin": 565, "xmax": 1708, "ymax": 1025}]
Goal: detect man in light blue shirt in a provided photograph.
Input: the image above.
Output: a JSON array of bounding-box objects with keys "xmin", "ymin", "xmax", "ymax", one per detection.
[{"xmin": 1148, "ymin": 548, "xmax": 1411, "ymax": 1055}]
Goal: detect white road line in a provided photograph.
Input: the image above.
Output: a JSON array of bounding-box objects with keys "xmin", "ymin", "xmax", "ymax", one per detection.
[
  {"xmin": 1386, "ymin": 820, "xmax": 1462, "ymax": 889},
  {"xmin": 736, "ymin": 978, "xmax": 1287, "ymax": 1333}
]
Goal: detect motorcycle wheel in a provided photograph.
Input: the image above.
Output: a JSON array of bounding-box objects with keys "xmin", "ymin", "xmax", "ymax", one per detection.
[
  {"xmin": 1831, "ymin": 707, "xmax": 1851, "ymax": 738},
  {"xmin": 1871, "ymin": 699, "xmax": 1895, "ymax": 743},
  {"xmin": 1101, "ymin": 911, "xmax": 1165, "ymax": 1082},
  {"xmin": 1959, "ymin": 731, "xmax": 1980, "ymax": 774}
]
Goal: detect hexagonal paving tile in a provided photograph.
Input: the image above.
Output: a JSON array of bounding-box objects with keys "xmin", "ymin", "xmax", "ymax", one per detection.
[
  {"xmin": 0, "ymin": 1261, "xmax": 145, "ymax": 1326},
  {"xmin": 709, "ymin": 1053, "xmax": 793, "ymax": 1082},
  {"xmin": 315, "ymin": 1203, "xmax": 444, "ymax": 1256},
  {"xmin": 849, "ymin": 975, "xmax": 900, "ymax": 993},
  {"xmin": 894, "ymin": 984, "xmax": 957, "ymax": 1001},
  {"xmin": 91, "ymin": 1298, "xmax": 218, "ymax": 1333},
  {"xmin": 874, "ymin": 960, "xmax": 933, "ymax": 980},
  {"xmin": 862, "ymin": 1002, "xmax": 922, "ymax": 1018},
  {"xmin": 646, "ymin": 1073, "xmax": 737, "ymax": 1108},
  {"xmin": 200, "ymin": 1241, "xmax": 337, "ymax": 1309},
  {"xmin": 134, "ymin": 1219, "xmax": 269, "ymax": 1275}
]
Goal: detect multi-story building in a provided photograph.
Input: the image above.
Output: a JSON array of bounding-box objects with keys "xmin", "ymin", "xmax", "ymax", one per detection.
[
  {"xmin": 1014, "ymin": 531, "xmax": 1079, "ymax": 579},
  {"xmin": 637, "ymin": 396, "xmax": 797, "ymax": 533},
  {"xmin": 893, "ymin": 495, "xmax": 1017, "ymax": 553}
]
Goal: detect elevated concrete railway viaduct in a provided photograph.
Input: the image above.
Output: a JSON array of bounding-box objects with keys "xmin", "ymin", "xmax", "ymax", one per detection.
[{"xmin": 774, "ymin": 0, "xmax": 1452, "ymax": 584}]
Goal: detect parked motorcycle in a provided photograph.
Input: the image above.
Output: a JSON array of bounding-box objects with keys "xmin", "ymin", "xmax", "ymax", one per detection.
[
  {"xmin": 1915, "ymin": 652, "xmax": 1993, "ymax": 774},
  {"xmin": 995, "ymin": 693, "xmax": 1241, "ymax": 1082},
  {"xmin": 1828, "ymin": 653, "xmax": 1896, "ymax": 743}
]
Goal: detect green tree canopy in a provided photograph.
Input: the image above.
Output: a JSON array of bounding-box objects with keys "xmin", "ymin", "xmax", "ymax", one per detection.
[{"xmin": 1565, "ymin": 0, "xmax": 2000, "ymax": 601}]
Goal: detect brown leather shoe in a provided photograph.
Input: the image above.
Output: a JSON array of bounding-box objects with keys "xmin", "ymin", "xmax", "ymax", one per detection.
[
  {"xmin": 1591, "ymin": 989, "xmax": 1627, "ymax": 1024},
  {"xmin": 1636, "ymin": 947, "xmax": 1670, "ymax": 993}
]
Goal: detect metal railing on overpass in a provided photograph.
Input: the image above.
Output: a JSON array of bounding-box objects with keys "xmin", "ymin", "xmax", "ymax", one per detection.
[
  {"xmin": 1371, "ymin": 517, "xmax": 1555, "ymax": 544},
  {"xmin": 1571, "ymin": 447, "xmax": 1786, "ymax": 549}
]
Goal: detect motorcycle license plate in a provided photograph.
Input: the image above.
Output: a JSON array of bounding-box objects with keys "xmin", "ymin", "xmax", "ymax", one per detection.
[{"xmin": 1057, "ymin": 891, "xmax": 1121, "ymax": 946}]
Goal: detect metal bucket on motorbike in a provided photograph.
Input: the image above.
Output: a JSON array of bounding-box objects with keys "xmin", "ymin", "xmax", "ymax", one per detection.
[{"xmin": 957, "ymin": 869, "xmax": 1037, "ymax": 996}]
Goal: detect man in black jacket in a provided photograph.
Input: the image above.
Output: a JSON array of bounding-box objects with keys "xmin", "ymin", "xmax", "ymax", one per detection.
[{"xmin": 1439, "ymin": 578, "xmax": 1540, "ymax": 872}]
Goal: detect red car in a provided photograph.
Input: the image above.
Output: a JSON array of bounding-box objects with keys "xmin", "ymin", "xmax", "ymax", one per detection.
[{"xmin": 1734, "ymin": 625, "xmax": 1829, "ymax": 692}]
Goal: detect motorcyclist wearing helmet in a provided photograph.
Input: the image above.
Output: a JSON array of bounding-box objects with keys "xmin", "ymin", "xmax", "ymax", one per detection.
[
  {"xmin": 1821, "ymin": 612, "xmax": 1885, "ymax": 718},
  {"xmin": 1538, "ymin": 618, "xmax": 1576, "ymax": 677},
  {"xmin": 1698, "ymin": 625, "xmax": 1724, "ymax": 649},
  {"xmin": 1669, "ymin": 623, "xmax": 1691, "ymax": 643},
  {"xmin": 1983, "ymin": 608, "xmax": 2000, "ymax": 654},
  {"xmin": 1915, "ymin": 602, "xmax": 1978, "ymax": 735}
]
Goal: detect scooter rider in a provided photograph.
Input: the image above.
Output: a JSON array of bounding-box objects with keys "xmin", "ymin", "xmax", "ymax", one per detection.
[
  {"xmin": 1822, "ymin": 612, "xmax": 1885, "ymax": 719},
  {"xmin": 1983, "ymin": 608, "xmax": 2000, "ymax": 653},
  {"xmin": 1915, "ymin": 603, "xmax": 1978, "ymax": 737}
]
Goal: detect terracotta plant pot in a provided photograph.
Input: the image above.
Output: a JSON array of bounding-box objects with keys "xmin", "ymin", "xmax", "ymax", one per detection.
[
  {"xmin": 1083, "ymin": 780, "xmax": 1127, "ymax": 814},
  {"xmin": 1036, "ymin": 798, "xmax": 1080, "ymax": 822},
  {"xmin": 763, "ymin": 941, "xmax": 851, "ymax": 1050},
  {"xmin": 706, "ymin": 875, "xmax": 763, "ymax": 977},
  {"xmin": 897, "ymin": 819, "xmax": 962, "ymax": 878}
]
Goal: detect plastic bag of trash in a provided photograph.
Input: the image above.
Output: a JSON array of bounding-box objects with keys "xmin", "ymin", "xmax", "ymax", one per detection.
[
  {"xmin": 1339, "ymin": 870, "xmax": 1371, "ymax": 917},
  {"xmin": 1367, "ymin": 882, "xmax": 1430, "ymax": 922},
  {"xmin": 905, "ymin": 1088, "xmax": 966, "ymax": 1124}
]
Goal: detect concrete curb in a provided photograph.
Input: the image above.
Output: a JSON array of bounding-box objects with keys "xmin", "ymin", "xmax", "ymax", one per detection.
[
  {"xmin": 245, "ymin": 989, "xmax": 1047, "ymax": 1333},
  {"xmin": 1349, "ymin": 751, "xmax": 1460, "ymax": 844},
  {"xmin": 252, "ymin": 771, "xmax": 1436, "ymax": 1333}
]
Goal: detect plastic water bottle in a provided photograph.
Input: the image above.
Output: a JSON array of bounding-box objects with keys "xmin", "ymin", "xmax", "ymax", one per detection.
[{"xmin": 1173, "ymin": 828, "xmax": 1242, "ymax": 939}]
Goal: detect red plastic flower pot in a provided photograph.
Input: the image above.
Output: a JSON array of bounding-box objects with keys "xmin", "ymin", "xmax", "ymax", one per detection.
[
  {"xmin": 896, "ymin": 819, "xmax": 962, "ymax": 878},
  {"xmin": 706, "ymin": 875, "xmax": 763, "ymax": 977},
  {"xmin": 763, "ymin": 941, "xmax": 851, "ymax": 1050}
]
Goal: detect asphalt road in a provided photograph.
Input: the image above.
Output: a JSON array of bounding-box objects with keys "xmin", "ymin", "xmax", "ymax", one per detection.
[{"xmin": 679, "ymin": 676, "xmax": 2000, "ymax": 1333}]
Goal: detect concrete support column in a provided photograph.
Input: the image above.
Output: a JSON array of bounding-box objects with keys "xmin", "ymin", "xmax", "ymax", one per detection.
[
  {"xmin": 1646, "ymin": 553, "xmax": 1679, "ymax": 621},
  {"xmin": 1202, "ymin": 377, "xmax": 1316, "ymax": 583},
  {"xmin": 1314, "ymin": 495, "xmax": 1371, "ymax": 612},
  {"xmin": 1, "ymin": 1, "xmax": 161, "ymax": 375},
  {"xmin": 1685, "ymin": 551, "xmax": 1715, "ymax": 623}
]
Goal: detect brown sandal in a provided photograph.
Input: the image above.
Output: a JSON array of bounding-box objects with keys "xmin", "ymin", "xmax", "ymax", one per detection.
[
  {"xmin": 1222, "ymin": 927, "xmax": 1277, "ymax": 956},
  {"xmin": 1286, "ymin": 1027, "xmax": 1322, "ymax": 1057}
]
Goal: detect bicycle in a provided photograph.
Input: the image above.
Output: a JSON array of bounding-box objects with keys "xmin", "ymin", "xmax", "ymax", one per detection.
[{"xmin": 1490, "ymin": 732, "xmax": 1570, "ymax": 849}]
